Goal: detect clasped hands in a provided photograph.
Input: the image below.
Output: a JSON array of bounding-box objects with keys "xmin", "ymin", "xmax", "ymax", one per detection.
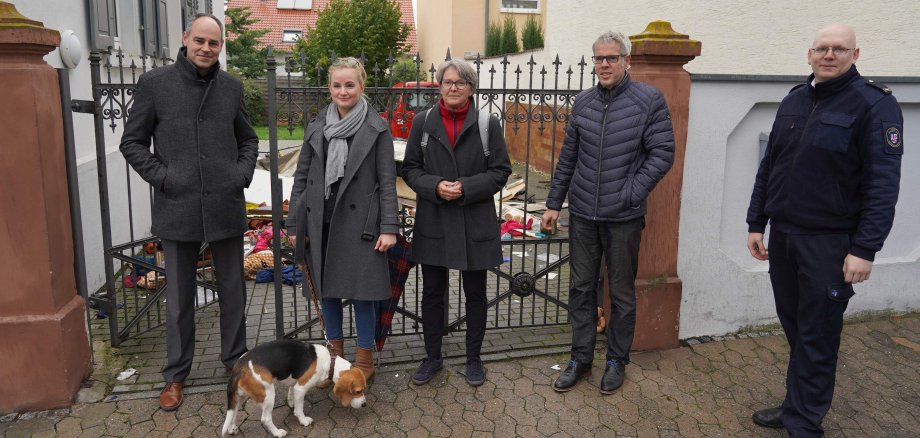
[{"xmin": 437, "ymin": 180, "xmax": 464, "ymax": 201}]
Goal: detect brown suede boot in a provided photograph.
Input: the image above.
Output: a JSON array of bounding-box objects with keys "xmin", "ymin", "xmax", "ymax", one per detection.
[
  {"xmin": 355, "ymin": 347, "xmax": 375, "ymax": 381},
  {"xmin": 329, "ymin": 339, "xmax": 345, "ymax": 358},
  {"xmin": 317, "ymin": 339, "xmax": 345, "ymax": 389}
]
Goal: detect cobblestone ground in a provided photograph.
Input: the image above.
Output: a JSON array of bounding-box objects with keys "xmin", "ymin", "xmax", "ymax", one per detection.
[{"xmin": 3, "ymin": 313, "xmax": 918, "ymax": 437}]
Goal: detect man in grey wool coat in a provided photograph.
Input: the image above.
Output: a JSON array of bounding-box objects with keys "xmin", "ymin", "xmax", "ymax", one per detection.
[{"xmin": 119, "ymin": 13, "xmax": 259, "ymax": 411}]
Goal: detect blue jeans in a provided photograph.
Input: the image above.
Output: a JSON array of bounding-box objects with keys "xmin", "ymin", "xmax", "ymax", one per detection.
[{"xmin": 322, "ymin": 298, "xmax": 378, "ymax": 349}]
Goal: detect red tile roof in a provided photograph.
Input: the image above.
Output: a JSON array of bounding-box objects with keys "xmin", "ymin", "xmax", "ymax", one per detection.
[{"xmin": 226, "ymin": 0, "xmax": 417, "ymax": 55}]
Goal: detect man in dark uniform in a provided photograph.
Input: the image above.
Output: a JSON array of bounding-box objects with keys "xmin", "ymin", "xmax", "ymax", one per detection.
[
  {"xmin": 120, "ymin": 14, "xmax": 259, "ymax": 411},
  {"xmin": 746, "ymin": 23, "xmax": 903, "ymax": 436}
]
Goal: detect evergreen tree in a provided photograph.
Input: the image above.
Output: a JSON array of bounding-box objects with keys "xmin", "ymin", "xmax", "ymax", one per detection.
[
  {"xmin": 485, "ymin": 22, "xmax": 502, "ymax": 56},
  {"xmin": 500, "ymin": 17, "xmax": 520, "ymax": 54},
  {"xmin": 224, "ymin": 7, "xmax": 270, "ymax": 79},
  {"xmin": 521, "ymin": 15, "xmax": 544, "ymax": 50}
]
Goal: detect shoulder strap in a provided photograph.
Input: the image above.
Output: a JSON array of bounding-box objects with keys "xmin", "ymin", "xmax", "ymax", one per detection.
[
  {"xmin": 478, "ymin": 109, "xmax": 490, "ymax": 157},
  {"xmin": 420, "ymin": 108, "xmax": 492, "ymax": 164},
  {"xmin": 419, "ymin": 109, "xmax": 431, "ymax": 166},
  {"xmin": 866, "ymin": 79, "xmax": 893, "ymax": 95}
]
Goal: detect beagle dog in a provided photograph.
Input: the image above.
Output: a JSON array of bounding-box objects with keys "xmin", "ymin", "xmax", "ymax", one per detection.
[{"xmin": 221, "ymin": 339, "xmax": 367, "ymax": 437}]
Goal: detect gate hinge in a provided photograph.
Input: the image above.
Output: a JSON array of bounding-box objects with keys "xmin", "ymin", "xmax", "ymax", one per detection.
[{"xmin": 71, "ymin": 99, "xmax": 97, "ymax": 114}]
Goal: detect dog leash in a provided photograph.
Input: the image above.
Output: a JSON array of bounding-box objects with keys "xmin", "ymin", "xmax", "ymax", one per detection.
[
  {"xmin": 301, "ymin": 252, "xmax": 343, "ymax": 382},
  {"xmin": 298, "ymin": 237, "xmax": 331, "ymax": 350},
  {"xmin": 301, "ymin": 236, "xmax": 383, "ymax": 370}
]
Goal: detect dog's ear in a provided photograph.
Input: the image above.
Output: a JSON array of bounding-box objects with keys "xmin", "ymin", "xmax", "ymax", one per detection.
[
  {"xmin": 333, "ymin": 370, "xmax": 355, "ymax": 407},
  {"xmin": 333, "ymin": 369, "xmax": 366, "ymax": 407},
  {"xmin": 351, "ymin": 368, "xmax": 367, "ymax": 393}
]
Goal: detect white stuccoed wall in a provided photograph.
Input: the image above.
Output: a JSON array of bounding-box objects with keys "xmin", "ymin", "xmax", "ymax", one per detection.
[
  {"xmin": 541, "ymin": 0, "xmax": 920, "ymax": 76},
  {"xmin": 681, "ymin": 80, "xmax": 920, "ymax": 337},
  {"xmin": 476, "ymin": 0, "xmax": 920, "ymax": 337}
]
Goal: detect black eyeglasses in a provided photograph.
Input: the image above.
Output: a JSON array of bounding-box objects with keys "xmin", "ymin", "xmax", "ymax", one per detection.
[
  {"xmin": 441, "ymin": 80, "xmax": 470, "ymax": 90},
  {"xmin": 810, "ymin": 47, "xmax": 854, "ymax": 56},
  {"xmin": 591, "ymin": 55, "xmax": 622, "ymax": 65}
]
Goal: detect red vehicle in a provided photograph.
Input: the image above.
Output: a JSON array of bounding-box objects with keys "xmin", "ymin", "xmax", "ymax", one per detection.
[{"xmin": 379, "ymin": 81, "xmax": 439, "ymax": 139}]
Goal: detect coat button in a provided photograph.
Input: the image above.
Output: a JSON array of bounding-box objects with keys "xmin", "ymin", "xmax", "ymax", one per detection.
[
  {"xmin": 200, "ymin": 154, "xmax": 207, "ymax": 159},
  {"xmin": 349, "ymin": 204, "xmax": 356, "ymax": 210},
  {"xmin": 306, "ymin": 207, "xmax": 311, "ymax": 213},
  {"xmin": 204, "ymin": 191, "xmax": 210, "ymax": 197},
  {"xmin": 198, "ymin": 116, "xmax": 206, "ymax": 122}
]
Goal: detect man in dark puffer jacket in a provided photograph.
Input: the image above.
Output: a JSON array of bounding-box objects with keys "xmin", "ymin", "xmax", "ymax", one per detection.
[{"xmin": 543, "ymin": 31, "xmax": 674, "ymax": 395}]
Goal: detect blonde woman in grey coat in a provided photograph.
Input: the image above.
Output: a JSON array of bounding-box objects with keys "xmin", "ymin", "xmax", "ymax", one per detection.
[{"xmin": 288, "ymin": 58, "xmax": 399, "ymax": 380}]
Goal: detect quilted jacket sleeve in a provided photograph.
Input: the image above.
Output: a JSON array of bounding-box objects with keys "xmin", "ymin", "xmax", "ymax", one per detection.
[{"xmin": 630, "ymin": 90, "xmax": 675, "ymax": 206}]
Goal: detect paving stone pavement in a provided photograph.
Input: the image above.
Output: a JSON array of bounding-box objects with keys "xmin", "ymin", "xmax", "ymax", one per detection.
[{"xmin": 3, "ymin": 313, "xmax": 919, "ymax": 437}]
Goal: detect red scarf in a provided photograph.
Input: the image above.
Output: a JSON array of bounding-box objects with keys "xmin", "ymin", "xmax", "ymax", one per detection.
[{"xmin": 438, "ymin": 99, "xmax": 469, "ymax": 147}]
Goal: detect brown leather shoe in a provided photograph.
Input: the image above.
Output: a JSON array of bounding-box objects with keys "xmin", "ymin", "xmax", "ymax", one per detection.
[
  {"xmin": 329, "ymin": 339, "xmax": 345, "ymax": 358},
  {"xmin": 159, "ymin": 382, "xmax": 183, "ymax": 411}
]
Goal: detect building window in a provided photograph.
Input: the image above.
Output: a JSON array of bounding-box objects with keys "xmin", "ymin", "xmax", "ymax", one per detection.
[
  {"xmin": 277, "ymin": 0, "xmax": 312, "ymax": 10},
  {"xmin": 500, "ymin": 0, "xmax": 539, "ymax": 13},
  {"xmin": 282, "ymin": 29, "xmax": 302, "ymax": 43}
]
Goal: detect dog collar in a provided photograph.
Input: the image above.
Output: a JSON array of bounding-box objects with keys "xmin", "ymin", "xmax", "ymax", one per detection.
[{"xmin": 328, "ymin": 355, "xmax": 336, "ymax": 382}]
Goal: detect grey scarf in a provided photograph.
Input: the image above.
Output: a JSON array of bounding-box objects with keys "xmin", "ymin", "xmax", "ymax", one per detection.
[{"xmin": 323, "ymin": 97, "xmax": 367, "ymax": 199}]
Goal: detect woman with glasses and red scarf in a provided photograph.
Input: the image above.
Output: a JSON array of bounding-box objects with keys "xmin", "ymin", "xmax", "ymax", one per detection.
[{"xmin": 400, "ymin": 59, "xmax": 511, "ymax": 387}]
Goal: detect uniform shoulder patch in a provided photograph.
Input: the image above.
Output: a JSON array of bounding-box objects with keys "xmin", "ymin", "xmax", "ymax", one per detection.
[
  {"xmin": 884, "ymin": 122, "xmax": 903, "ymax": 155},
  {"xmin": 866, "ymin": 80, "xmax": 893, "ymax": 95}
]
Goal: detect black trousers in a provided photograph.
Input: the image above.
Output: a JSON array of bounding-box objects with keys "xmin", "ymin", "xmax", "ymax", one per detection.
[
  {"xmin": 420, "ymin": 265, "xmax": 487, "ymax": 360},
  {"xmin": 161, "ymin": 236, "xmax": 248, "ymax": 383},
  {"xmin": 769, "ymin": 231, "xmax": 854, "ymax": 437},
  {"xmin": 568, "ymin": 215, "xmax": 643, "ymax": 365}
]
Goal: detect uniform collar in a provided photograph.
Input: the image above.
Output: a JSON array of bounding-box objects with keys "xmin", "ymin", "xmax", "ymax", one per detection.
[{"xmin": 808, "ymin": 65, "xmax": 859, "ymax": 97}]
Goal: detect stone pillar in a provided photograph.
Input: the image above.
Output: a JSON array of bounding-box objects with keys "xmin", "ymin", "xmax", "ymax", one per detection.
[
  {"xmin": 603, "ymin": 21, "xmax": 700, "ymax": 351},
  {"xmin": 0, "ymin": 2, "xmax": 91, "ymax": 412}
]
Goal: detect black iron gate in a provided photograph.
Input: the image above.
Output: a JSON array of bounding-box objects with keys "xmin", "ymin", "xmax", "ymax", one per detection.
[
  {"xmin": 84, "ymin": 47, "xmax": 595, "ymax": 347},
  {"xmin": 83, "ymin": 50, "xmax": 221, "ymax": 347},
  {"xmin": 262, "ymin": 49, "xmax": 586, "ymax": 344}
]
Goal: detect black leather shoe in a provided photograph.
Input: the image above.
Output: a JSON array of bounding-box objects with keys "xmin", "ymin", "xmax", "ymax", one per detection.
[
  {"xmin": 600, "ymin": 360, "xmax": 625, "ymax": 394},
  {"xmin": 552, "ymin": 360, "xmax": 591, "ymax": 392},
  {"xmin": 752, "ymin": 406, "xmax": 784, "ymax": 428}
]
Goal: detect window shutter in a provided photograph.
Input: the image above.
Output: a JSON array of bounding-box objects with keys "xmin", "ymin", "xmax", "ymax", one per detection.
[
  {"xmin": 88, "ymin": 0, "xmax": 117, "ymax": 52},
  {"xmin": 141, "ymin": 0, "xmax": 158, "ymax": 56},
  {"xmin": 158, "ymin": 0, "xmax": 170, "ymax": 58}
]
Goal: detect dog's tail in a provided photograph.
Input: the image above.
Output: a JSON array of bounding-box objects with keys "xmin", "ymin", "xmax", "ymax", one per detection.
[
  {"xmin": 221, "ymin": 362, "xmax": 243, "ymax": 437},
  {"xmin": 226, "ymin": 361, "xmax": 243, "ymax": 410}
]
